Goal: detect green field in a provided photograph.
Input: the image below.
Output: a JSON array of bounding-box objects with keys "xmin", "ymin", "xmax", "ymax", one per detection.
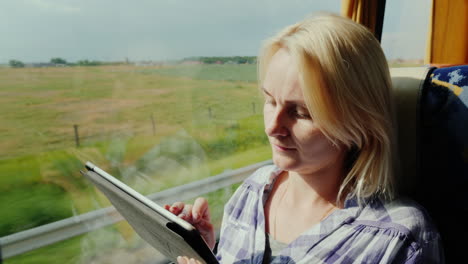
[
  {"xmin": 0, "ymin": 64, "xmax": 271, "ymax": 263},
  {"xmin": 0, "ymin": 64, "xmax": 261, "ymax": 159}
]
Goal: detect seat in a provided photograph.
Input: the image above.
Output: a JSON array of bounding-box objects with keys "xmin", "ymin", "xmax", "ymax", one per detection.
[{"xmin": 391, "ymin": 65, "xmax": 468, "ymax": 263}]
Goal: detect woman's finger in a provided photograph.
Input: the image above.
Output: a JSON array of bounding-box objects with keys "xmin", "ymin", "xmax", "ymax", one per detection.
[
  {"xmin": 177, "ymin": 256, "xmax": 201, "ymax": 264},
  {"xmin": 189, "ymin": 258, "xmax": 201, "ymax": 264},
  {"xmin": 180, "ymin": 204, "xmax": 193, "ymax": 222},
  {"xmin": 192, "ymin": 197, "xmax": 210, "ymax": 222},
  {"xmin": 177, "ymin": 256, "xmax": 189, "ymax": 264},
  {"xmin": 169, "ymin": 202, "xmax": 185, "ymax": 215}
]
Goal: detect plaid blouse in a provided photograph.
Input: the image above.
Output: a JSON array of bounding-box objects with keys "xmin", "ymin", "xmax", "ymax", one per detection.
[{"xmin": 216, "ymin": 165, "xmax": 444, "ymax": 263}]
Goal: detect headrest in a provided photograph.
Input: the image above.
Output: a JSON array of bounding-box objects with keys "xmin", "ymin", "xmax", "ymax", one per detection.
[{"xmin": 390, "ymin": 67, "xmax": 432, "ymax": 194}]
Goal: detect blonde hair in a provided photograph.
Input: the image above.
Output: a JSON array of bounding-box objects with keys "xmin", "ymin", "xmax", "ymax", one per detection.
[{"xmin": 258, "ymin": 13, "xmax": 396, "ymax": 204}]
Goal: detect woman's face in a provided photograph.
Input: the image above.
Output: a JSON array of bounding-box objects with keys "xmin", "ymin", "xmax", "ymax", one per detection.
[{"xmin": 262, "ymin": 48, "xmax": 345, "ymax": 175}]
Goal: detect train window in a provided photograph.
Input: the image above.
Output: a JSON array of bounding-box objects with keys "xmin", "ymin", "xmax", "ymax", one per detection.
[
  {"xmin": 381, "ymin": 0, "xmax": 432, "ymax": 67},
  {"xmin": 0, "ymin": 1, "xmax": 341, "ymax": 263}
]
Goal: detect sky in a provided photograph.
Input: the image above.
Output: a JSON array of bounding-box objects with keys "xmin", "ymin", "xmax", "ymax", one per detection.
[{"xmin": 0, "ymin": 0, "xmax": 431, "ymax": 63}]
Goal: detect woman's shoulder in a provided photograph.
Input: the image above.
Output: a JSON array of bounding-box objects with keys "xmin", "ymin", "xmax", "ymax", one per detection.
[
  {"xmin": 241, "ymin": 164, "xmax": 281, "ymax": 189},
  {"xmin": 357, "ymin": 196, "xmax": 441, "ymax": 244},
  {"xmin": 353, "ymin": 197, "xmax": 445, "ymax": 262},
  {"xmin": 222, "ymin": 165, "xmax": 280, "ymax": 224}
]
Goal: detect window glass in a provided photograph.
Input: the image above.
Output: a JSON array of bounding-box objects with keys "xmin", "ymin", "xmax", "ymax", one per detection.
[
  {"xmin": 0, "ymin": 1, "xmax": 341, "ymax": 263},
  {"xmin": 381, "ymin": 0, "xmax": 431, "ymax": 67}
]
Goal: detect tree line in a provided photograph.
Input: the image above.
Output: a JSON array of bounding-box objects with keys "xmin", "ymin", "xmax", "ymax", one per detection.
[
  {"xmin": 8, "ymin": 58, "xmax": 111, "ymax": 68},
  {"xmin": 8, "ymin": 56, "xmax": 257, "ymax": 68}
]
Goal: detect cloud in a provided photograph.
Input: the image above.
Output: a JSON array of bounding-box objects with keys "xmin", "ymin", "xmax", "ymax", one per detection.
[
  {"xmin": 0, "ymin": 0, "xmax": 431, "ymax": 62},
  {"xmin": 28, "ymin": 0, "xmax": 81, "ymax": 14},
  {"xmin": 0, "ymin": 0, "xmax": 341, "ymax": 62}
]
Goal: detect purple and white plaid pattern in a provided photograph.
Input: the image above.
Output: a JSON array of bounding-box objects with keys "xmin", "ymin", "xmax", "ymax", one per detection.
[{"xmin": 216, "ymin": 165, "xmax": 444, "ymax": 263}]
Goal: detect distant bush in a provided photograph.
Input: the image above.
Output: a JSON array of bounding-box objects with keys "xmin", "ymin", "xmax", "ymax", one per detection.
[
  {"xmin": 76, "ymin": 59, "xmax": 102, "ymax": 66},
  {"xmin": 50, "ymin": 57, "xmax": 67, "ymax": 65},
  {"xmin": 183, "ymin": 56, "xmax": 257, "ymax": 64},
  {"xmin": 9, "ymin": 59, "xmax": 25, "ymax": 68}
]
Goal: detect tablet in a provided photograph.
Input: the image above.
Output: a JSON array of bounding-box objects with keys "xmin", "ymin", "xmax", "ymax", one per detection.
[{"xmin": 81, "ymin": 161, "xmax": 219, "ymax": 264}]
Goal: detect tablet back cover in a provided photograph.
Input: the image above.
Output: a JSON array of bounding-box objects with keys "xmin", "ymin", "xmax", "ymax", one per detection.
[{"xmin": 83, "ymin": 170, "xmax": 218, "ymax": 264}]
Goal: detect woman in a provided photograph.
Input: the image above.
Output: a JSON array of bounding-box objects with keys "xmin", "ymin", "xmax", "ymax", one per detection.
[{"xmin": 168, "ymin": 13, "xmax": 444, "ymax": 263}]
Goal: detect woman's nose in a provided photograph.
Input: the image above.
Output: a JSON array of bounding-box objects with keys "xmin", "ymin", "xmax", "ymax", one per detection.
[{"xmin": 265, "ymin": 108, "xmax": 289, "ymax": 137}]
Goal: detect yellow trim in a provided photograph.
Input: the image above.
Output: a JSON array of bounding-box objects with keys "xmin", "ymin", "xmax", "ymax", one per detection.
[{"xmin": 431, "ymin": 79, "xmax": 464, "ymax": 96}]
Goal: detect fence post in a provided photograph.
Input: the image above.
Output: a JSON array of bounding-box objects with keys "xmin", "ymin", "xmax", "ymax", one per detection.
[
  {"xmin": 252, "ymin": 102, "xmax": 256, "ymax": 114},
  {"xmin": 73, "ymin": 124, "xmax": 80, "ymax": 147},
  {"xmin": 208, "ymin": 107, "xmax": 212, "ymax": 119},
  {"xmin": 151, "ymin": 114, "xmax": 156, "ymax": 136}
]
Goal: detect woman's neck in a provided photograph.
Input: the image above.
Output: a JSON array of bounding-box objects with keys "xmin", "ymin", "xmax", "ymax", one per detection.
[
  {"xmin": 285, "ymin": 165, "xmax": 344, "ymax": 208},
  {"xmin": 264, "ymin": 166, "xmax": 346, "ymax": 243}
]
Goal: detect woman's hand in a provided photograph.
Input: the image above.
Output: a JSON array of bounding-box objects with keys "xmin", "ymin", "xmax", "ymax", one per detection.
[
  {"xmin": 164, "ymin": 197, "xmax": 216, "ymax": 250},
  {"xmin": 176, "ymin": 256, "xmax": 202, "ymax": 264}
]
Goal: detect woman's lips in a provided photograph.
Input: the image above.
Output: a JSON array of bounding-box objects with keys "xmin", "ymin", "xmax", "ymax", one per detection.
[{"xmin": 273, "ymin": 144, "xmax": 295, "ymax": 152}]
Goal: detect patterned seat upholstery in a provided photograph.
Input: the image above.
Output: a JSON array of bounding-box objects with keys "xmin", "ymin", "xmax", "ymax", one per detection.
[
  {"xmin": 419, "ymin": 66, "xmax": 468, "ymax": 262},
  {"xmin": 392, "ymin": 65, "xmax": 468, "ymax": 262}
]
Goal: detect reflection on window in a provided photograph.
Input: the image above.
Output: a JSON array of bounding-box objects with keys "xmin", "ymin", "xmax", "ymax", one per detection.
[{"xmin": 0, "ymin": 1, "xmax": 340, "ymax": 263}]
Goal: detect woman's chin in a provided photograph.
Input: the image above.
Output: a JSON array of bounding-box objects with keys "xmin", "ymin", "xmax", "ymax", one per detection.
[{"xmin": 272, "ymin": 154, "xmax": 300, "ymax": 171}]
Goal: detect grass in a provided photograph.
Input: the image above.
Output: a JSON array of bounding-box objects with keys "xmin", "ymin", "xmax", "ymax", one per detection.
[
  {"xmin": 0, "ymin": 183, "xmax": 72, "ymax": 236},
  {"xmin": 0, "ymin": 65, "xmax": 263, "ymax": 160},
  {"xmin": 138, "ymin": 64, "xmax": 257, "ymax": 82},
  {"xmin": 389, "ymin": 62, "xmax": 426, "ymax": 68},
  {"xmin": 0, "ymin": 115, "xmax": 270, "ymax": 237},
  {"xmin": 0, "ymin": 63, "xmax": 272, "ymax": 263},
  {"xmin": 4, "ymin": 146, "xmax": 270, "ymax": 264},
  {"xmin": 5, "ymin": 234, "xmax": 85, "ymax": 264}
]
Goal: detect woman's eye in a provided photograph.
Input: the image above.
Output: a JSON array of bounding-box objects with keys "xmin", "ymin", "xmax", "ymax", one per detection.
[
  {"xmin": 298, "ymin": 112, "xmax": 311, "ymax": 119},
  {"xmin": 291, "ymin": 108, "xmax": 311, "ymax": 119}
]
